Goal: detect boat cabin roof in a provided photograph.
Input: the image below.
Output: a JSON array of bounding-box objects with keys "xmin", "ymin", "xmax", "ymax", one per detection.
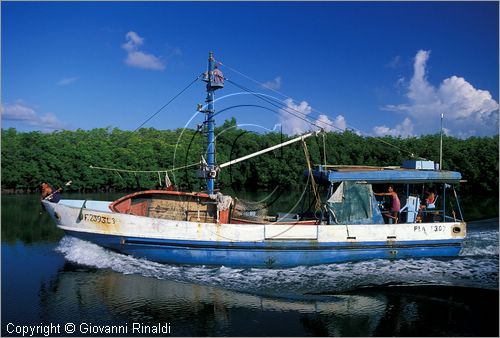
[{"xmin": 312, "ymin": 165, "xmax": 462, "ymax": 184}]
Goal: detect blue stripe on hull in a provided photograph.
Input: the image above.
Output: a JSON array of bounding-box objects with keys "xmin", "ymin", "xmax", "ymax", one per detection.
[{"xmin": 64, "ymin": 230, "xmax": 462, "ymax": 268}]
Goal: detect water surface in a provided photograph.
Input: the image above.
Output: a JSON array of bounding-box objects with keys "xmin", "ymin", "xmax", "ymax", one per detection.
[{"xmin": 2, "ymin": 194, "xmax": 498, "ymax": 336}]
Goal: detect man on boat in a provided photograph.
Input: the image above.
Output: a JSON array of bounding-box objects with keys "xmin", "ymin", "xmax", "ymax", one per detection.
[
  {"xmin": 417, "ymin": 188, "xmax": 437, "ymax": 222},
  {"xmin": 424, "ymin": 188, "xmax": 437, "ymax": 207},
  {"xmin": 375, "ymin": 185, "xmax": 401, "ymax": 224},
  {"xmin": 40, "ymin": 182, "xmax": 61, "ymax": 203},
  {"xmin": 213, "ymin": 63, "xmax": 224, "ymax": 84}
]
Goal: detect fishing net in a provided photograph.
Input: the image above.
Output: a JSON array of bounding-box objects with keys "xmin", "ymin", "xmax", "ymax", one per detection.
[
  {"xmin": 232, "ymin": 198, "xmax": 268, "ymax": 221},
  {"xmin": 326, "ymin": 181, "xmax": 375, "ymax": 224}
]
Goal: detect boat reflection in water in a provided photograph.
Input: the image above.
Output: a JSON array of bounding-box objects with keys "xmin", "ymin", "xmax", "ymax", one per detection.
[{"xmin": 39, "ymin": 264, "xmax": 385, "ymax": 336}]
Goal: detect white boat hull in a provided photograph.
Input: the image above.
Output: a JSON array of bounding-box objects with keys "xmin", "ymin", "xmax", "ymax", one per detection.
[{"xmin": 44, "ymin": 199, "xmax": 466, "ymax": 267}]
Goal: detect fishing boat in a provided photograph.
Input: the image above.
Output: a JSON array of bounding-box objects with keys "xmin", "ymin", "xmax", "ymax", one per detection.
[{"xmin": 42, "ymin": 53, "xmax": 467, "ymax": 268}]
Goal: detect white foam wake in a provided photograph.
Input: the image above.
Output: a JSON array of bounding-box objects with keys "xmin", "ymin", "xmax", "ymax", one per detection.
[
  {"xmin": 460, "ymin": 229, "xmax": 499, "ymax": 256},
  {"xmin": 55, "ymin": 235, "xmax": 498, "ymax": 296}
]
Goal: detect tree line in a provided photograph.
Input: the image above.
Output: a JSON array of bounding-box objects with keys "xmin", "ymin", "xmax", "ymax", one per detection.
[{"xmin": 1, "ymin": 119, "xmax": 498, "ymax": 196}]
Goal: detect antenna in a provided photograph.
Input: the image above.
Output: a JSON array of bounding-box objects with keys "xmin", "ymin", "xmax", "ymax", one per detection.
[{"xmin": 439, "ymin": 113, "xmax": 444, "ymax": 171}]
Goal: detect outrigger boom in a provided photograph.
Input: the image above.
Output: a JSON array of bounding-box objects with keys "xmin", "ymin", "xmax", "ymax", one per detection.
[{"xmin": 219, "ymin": 131, "xmax": 317, "ymax": 169}]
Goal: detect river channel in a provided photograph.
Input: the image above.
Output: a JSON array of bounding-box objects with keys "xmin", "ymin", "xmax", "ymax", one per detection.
[{"xmin": 1, "ymin": 193, "xmax": 498, "ymax": 336}]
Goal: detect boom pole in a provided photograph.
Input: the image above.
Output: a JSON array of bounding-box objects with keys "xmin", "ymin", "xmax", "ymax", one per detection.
[{"xmin": 220, "ymin": 132, "xmax": 317, "ymax": 169}]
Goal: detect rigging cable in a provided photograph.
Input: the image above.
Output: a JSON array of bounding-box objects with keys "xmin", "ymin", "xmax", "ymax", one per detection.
[
  {"xmin": 89, "ymin": 162, "xmax": 200, "ymax": 174},
  {"xmin": 218, "ymin": 61, "xmax": 425, "ymax": 160},
  {"xmin": 134, "ymin": 75, "xmax": 201, "ymax": 131},
  {"xmin": 226, "ymin": 77, "xmax": 420, "ymax": 159},
  {"xmin": 216, "ymin": 59, "xmax": 290, "ymax": 101},
  {"xmin": 218, "ymin": 59, "xmax": 344, "ymax": 132},
  {"xmin": 226, "ymin": 78, "xmax": 327, "ymax": 131},
  {"xmin": 302, "ymin": 140, "xmax": 322, "ymax": 211}
]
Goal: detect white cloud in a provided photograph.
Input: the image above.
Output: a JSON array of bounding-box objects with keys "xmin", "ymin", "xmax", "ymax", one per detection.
[
  {"xmin": 57, "ymin": 77, "xmax": 79, "ymax": 86},
  {"xmin": 373, "ymin": 117, "xmax": 414, "ymax": 137},
  {"xmin": 315, "ymin": 114, "xmax": 346, "ymax": 132},
  {"xmin": 1, "ymin": 102, "xmax": 67, "ymax": 131},
  {"xmin": 438, "ymin": 76, "xmax": 498, "ymax": 121},
  {"xmin": 125, "ymin": 51, "xmax": 165, "ymax": 70},
  {"xmin": 279, "ymin": 98, "xmax": 346, "ymax": 135},
  {"xmin": 262, "ymin": 76, "xmax": 282, "ymax": 90},
  {"xmin": 407, "ymin": 50, "xmax": 436, "ymax": 105},
  {"xmin": 279, "ymin": 99, "xmax": 312, "ymax": 135},
  {"xmin": 1, "ymin": 103, "xmax": 37, "ymax": 121},
  {"xmin": 379, "ymin": 49, "xmax": 499, "ymax": 137},
  {"xmin": 122, "ymin": 31, "xmax": 165, "ymax": 70},
  {"xmin": 315, "ymin": 114, "xmax": 334, "ymax": 130},
  {"xmin": 122, "ymin": 31, "xmax": 143, "ymax": 51}
]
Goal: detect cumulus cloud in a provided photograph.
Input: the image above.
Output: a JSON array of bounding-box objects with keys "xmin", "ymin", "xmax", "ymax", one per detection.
[
  {"xmin": 373, "ymin": 117, "xmax": 414, "ymax": 137},
  {"xmin": 377, "ymin": 50, "xmax": 499, "ymax": 138},
  {"xmin": 122, "ymin": 31, "xmax": 143, "ymax": 51},
  {"xmin": 279, "ymin": 99, "xmax": 312, "ymax": 135},
  {"xmin": 279, "ymin": 98, "xmax": 346, "ymax": 135},
  {"xmin": 315, "ymin": 114, "xmax": 347, "ymax": 132},
  {"xmin": 1, "ymin": 103, "xmax": 37, "ymax": 121},
  {"xmin": 262, "ymin": 76, "xmax": 282, "ymax": 90},
  {"xmin": 122, "ymin": 31, "xmax": 165, "ymax": 70},
  {"xmin": 1, "ymin": 102, "xmax": 67, "ymax": 131}
]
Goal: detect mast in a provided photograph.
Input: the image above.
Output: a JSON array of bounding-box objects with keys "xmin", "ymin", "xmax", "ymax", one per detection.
[
  {"xmin": 439, "ymin": 113, "xmax": 444, "ymax": 171},
  {"xmin": 202, "ymin": 52, "xmax": 224, "ymax": 194}
]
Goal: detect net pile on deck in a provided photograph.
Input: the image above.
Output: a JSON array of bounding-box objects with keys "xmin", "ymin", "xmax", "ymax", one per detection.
[{"xmin": 232, "ymin": 198, "xmax": 268, "ymax": 221}]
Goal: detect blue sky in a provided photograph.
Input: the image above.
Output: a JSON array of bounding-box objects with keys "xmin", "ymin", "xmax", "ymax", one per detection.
[{"xmin": 2, "ymin": 1, "xmax": 499, "ymax": 138}]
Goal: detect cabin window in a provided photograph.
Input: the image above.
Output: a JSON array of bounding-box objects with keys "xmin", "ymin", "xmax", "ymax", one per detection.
[{"xmin": 326, "ymin": 181, "xmax": 374, "ymax": 224}]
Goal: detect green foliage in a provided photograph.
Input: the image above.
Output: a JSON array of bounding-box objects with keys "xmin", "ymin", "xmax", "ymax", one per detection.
[{"xmin": 1, "ymin": 124, "xmax": 498, "ymax": 196}]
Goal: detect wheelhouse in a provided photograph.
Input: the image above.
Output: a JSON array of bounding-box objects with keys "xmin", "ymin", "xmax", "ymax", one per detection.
[{"xmin": 312, "ymin": 161, "xmax": 464, "ymax": 225}]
